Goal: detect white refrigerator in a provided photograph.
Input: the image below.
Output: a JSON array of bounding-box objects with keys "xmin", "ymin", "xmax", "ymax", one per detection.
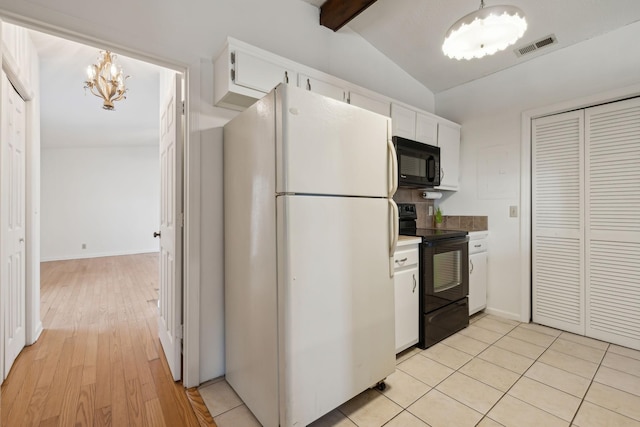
[{"xmin": 224, "ymin": 84, "xmax": 399, "ymax": 427}]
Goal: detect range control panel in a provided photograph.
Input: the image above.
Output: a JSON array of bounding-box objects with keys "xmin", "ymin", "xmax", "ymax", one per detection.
[{"xmin": 397, "ymin": 203, "xmax": 417, "ymax": 220}]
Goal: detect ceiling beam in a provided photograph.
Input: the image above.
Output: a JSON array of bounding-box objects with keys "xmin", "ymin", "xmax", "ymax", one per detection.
[{"xmin": 320, "ymin": 0, "xmax": 378, "ymax": 32}]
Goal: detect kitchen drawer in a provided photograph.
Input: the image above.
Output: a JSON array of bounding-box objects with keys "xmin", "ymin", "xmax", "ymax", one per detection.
[
  {"xmin": 469, "ymin": 239, "xmax": 488, "ymax": 254},
  {"xmin": 469, "ymin": 231, "xmax": 488, "ymax": 255},
  {"xmin": 393, "ymin": 248, "xmax": 419, "ymax": 270}
]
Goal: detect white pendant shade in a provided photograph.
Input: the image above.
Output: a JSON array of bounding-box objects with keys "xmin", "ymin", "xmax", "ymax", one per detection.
[{"xmin": 443, "ymin": 3, "xmax": 527, "ymax": 60}]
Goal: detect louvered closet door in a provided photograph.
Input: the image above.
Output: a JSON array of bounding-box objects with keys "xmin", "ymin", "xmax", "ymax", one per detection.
[
  {"xmin": 585, "ymin": 97, "xmax": 640, "ymax": 350},
  {"xmin": 532, "ymin": 111, "xmax": 585, "ymax": 334}
]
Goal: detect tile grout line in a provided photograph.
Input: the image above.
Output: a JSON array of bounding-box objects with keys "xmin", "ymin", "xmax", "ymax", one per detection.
[
  {"xmin": 396, "ymin": 319, "xmax": 522, "ymax": 425},
  {"xmin": 473, "ymin": 326, "xmax": 567, "ymax": 425}
]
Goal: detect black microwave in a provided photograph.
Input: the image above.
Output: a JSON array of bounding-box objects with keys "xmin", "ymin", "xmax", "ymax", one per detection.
[{"xmin": 393, "ymin": 136, "xmax": 440, "ymax": 188}]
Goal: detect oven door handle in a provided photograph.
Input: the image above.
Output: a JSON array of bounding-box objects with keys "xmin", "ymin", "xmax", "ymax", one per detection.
[
  {"xmin": 388, "ymin": 198, "xmax": 399, "ymax": 278},
  {"xmin": 387, "ymin": 138, "xmax": 398, "ymax": 197}
]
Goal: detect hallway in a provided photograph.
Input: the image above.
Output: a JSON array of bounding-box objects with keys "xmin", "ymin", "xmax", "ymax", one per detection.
[{"xmin": 1, "ymin": 253, "xmax": 202, "ymax": 426}]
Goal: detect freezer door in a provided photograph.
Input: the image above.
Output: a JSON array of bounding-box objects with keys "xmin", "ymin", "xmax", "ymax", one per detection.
[
  {"xmin": 277, "ymin": 195, "xmax": 395, "ymax": 427},
  {"xmin": 276, "ymin": 85, "xmax": 395, "ymax": 198}
]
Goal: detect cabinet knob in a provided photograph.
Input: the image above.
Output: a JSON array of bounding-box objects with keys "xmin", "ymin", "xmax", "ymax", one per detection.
[
  {"xmin": 412, "ymin": 274, "xmax": 417, "ymax": 293},
  {"xmin": 395, "ymin": 257, "xmax": 408, "ymax": 264},
  {"xmin": 470, "ymin": 259, "xmax": 474, "ymax": 274}
]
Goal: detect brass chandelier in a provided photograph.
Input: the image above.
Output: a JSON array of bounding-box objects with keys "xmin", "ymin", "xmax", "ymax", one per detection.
[{"xmin": 84, "ymin": 50, "xmax": 129, "ymax": 110}]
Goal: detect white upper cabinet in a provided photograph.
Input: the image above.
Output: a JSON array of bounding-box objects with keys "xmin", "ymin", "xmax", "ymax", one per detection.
[
  {"xmin": 214, "ymin": 40, "xmax": 296, "ymax": 110},
  {"xmin": 435, "ymin": 123, "xmax": 461, "ymax": 191},
  {"xmin": 391, "ymin": 105, "xmax": 438, "ymax": 145},
  {"xmin": 415, "ymin": 113, "xmax": 438, "ymax": 145},
  {"xmin": 234, "ymin": 50, "xmax": 295, "ymax": 93},
  {"xmin": 299, "ymin": 74, "xmax": 345, "ymax": 102},
  {"xmin": 349, "ymin": 91, "xmax": 391, "ymax": 117},
  {"xmin": 391, "ymin": 103, "xmax": 417, "ymax": 139}
]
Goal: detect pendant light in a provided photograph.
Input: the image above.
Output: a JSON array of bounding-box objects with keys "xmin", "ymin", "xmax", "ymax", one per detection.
[{"xmin": 443, "ymin": 0, "xmax": 527, "ymax": 60}]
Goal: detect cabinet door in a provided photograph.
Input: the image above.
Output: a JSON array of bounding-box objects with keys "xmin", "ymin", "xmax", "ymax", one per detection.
[
  {"xmin": 415, "ymin": 113, "xmax": 438, "ymax": 145},
  {"xmin": 234, "ymin": 50, "xmax": 294, "ymax": 93},
  {"xmin": 469, "ymin": 252, "xmax": 487, "ymax": 315},
  {"xmin": 349, "ymin": 91, "xmax": 391, "ymax": 117},
  {"xmin": 394, "ymin": 267, "xmax": 419, "ymax": 353},
  {"xmin": 435, "ymin": 123, "xmax": 461, "ymax": 191},
  {"xmin": 391, "ymin": 104, "xmax": 416, "ymax": 139},
  {"xmin": 299, "ymin": 74, "xmax": 345, "ymax": 102}
]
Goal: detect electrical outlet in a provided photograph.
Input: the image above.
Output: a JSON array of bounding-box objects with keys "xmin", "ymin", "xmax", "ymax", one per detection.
[
  {"xmin": 428, "ymin": 205, "xmax": 434, "ymax": 216},
  {"xmin": 509, "ymin": 206, "xmax": 518, "ymax": 218},
  {"xmin": 82, "ymin": 243, "xmax": 87, "ymax": 249}
]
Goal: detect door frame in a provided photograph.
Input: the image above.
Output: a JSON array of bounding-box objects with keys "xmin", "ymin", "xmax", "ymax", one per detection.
[
  {"xmin": 519, "ymin": 82, "xmax": 640, "ymax": 324},
  {"xmin": 0, "ymin": 14, "xmax": 202, "ymax": 388}
]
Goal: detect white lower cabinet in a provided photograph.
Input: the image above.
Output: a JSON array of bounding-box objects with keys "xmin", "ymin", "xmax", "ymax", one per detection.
[
  {"xmin": 468, "ymin": 232, "xmax": 488, "ymax": 315},
  {"xmin": 394, "ymin": 238, "xmax": 421, "ymax": 353}
]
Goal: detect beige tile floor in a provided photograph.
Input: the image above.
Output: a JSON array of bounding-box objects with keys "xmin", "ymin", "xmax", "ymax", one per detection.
[{"xmin": 199, "ymin": 313, "xmax": 640, "ymax": 427}]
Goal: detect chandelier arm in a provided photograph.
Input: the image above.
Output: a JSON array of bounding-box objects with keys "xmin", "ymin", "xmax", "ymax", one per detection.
[{"xmin": 86, "ymin": 86, "xmax": 104, "ymax": 100}]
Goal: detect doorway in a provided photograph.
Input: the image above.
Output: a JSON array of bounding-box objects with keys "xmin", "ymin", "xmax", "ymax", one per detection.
[{"xmin": 0, "ymin": 23, "xmax": 187, "ymax": 387}]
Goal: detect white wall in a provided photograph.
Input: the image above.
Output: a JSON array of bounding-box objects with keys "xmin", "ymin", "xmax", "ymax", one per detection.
[
  {"xmin": 40, "ymin": 145, "xmax": 159, "ymax": 261},
  {"xmin": 435, "ymin": 21, "xmax": 640, "ymax": 320},
  {"xmin": 199, "ymin": 128, "xmax": 224, "ymax": 383}
]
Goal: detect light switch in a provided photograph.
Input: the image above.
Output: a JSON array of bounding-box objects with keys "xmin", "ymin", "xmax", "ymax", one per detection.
[{"xmin": 509, "ymin": 206, "xmax": 518, "ymax": 218}]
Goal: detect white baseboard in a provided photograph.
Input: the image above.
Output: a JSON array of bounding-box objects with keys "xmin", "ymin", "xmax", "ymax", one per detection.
[
  {"xmin": 485, "ymin": 307, "xmax": 522, "ymax": 322},
  {"xmin": 41, "ymin": 249, "xmax": 159, "ymax": 262},
  {"xmin": 27, "ymin": 321, "xmax": 43, "ymax": 346}
]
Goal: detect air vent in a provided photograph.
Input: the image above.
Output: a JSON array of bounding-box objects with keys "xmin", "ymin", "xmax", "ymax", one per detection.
[{"xmin": 515, "ymin": 34, "xmax": 558, "ymax": 57}]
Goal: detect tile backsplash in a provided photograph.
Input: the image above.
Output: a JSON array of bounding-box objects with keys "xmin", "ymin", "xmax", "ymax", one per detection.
[{"xmin": 393, "ymin": 188, "xmax": 488, "ymax": 231}]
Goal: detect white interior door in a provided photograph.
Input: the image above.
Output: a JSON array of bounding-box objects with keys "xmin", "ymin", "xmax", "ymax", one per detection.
[
  {"xmin": 1, "ymin": 72, "xmax": 27, "ymax": 379},
  {"xmin": 532, "ymin": 110, "xmax": 585, "ymax": 335},
  {"xmin": 585, "ymin": 98, "xmax": 640, "ymax": 350},
  {"xmin": 158, "ymin": 74, "xmax": 183, "ymax": 381}
]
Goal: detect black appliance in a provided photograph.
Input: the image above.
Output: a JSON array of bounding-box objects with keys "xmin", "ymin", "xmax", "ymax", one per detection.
[
  {"xmin": 393, "ymin": 136, "xmax": 441, "ymax": 188},
  {"xmin": 397, "ymin": 203, "xmax": 469, "ymax": 348}
]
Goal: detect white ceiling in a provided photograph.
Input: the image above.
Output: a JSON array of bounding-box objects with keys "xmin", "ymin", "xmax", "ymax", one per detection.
[
  {"xmin": 302, "ymin": 0, "xmax": 640, "ymax": 93},
  {"xmin": 29, "ymin": 30, "xmax": 168, "ymax": 148}
]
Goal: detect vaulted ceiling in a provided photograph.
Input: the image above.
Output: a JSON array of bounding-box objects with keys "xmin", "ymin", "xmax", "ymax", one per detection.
[{"xmin": 301, "ymin": 0, "xmax": 640, "ymax": 93}]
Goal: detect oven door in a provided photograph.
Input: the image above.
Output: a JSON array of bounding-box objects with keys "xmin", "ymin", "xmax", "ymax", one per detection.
[{"xmin": 422, "ymin": 237, "xmax": 469, "ymax": 313}]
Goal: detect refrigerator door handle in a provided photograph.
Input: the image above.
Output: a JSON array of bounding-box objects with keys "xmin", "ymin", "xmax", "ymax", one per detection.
[
  {"xmin": 387, "ymin": 139, "xmax": 398, "ymax": 197},
  {"xmin": 388, "ymin": 199, "xmax": 399, "ymax": 278}
]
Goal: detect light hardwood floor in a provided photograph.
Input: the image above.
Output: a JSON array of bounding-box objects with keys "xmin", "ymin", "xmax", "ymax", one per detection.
[{"xmin": 1, "ymin": 253, "xmax": 209, "ymax": 427}]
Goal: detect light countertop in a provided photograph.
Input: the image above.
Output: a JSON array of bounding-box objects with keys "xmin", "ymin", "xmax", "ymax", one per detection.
[{"xmin": 397, "ymin": 235, "xmax": 422, "ymax": 247}]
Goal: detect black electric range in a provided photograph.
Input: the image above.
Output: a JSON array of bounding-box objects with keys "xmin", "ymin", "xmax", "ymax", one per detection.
[{"xmin": 397, "ymin": 203, "xmax": 470, "ymax": 348}]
